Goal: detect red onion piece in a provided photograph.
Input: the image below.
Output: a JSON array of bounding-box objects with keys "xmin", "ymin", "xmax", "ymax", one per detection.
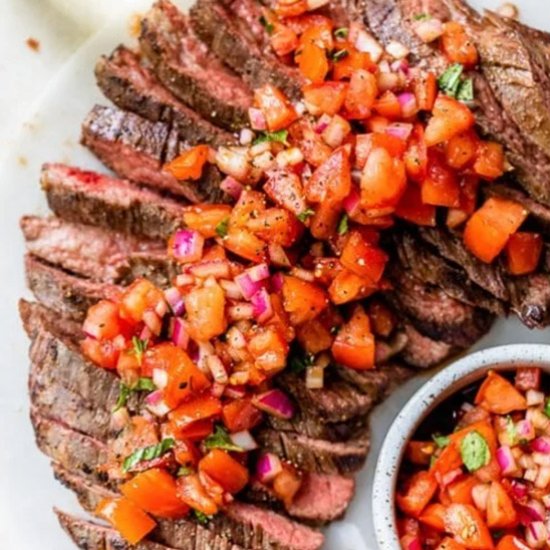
[
  {"xmin": 164, "ymin": 286, "xmax": 185, "ymax": 316},
  {"xmin": 171, "ymin": 229, "xmax": 204, "ymax": 263},
  {"xmin": 256, "ymin": 453, "xmax": 283, "ymax": 483},
  {"xmin": 234, "ymin": 272, "xmax": 263, "ymax": 300},
  {"xmin": 227, "ymin": 302, "xmax": 255, "ymax": 321},
  {"xmin": 248, "ymin": 108, "xmax": 267, "ymax": 131},
  {"xmin": 526, "ymin": 521, "xmax": 547, "ymax": 548},
  {"xmin": 143, "ymin": 310, "xmax": 162, "ymax": 336},
  {"xmin": 145, "ymin": 390, "xmax": 170, "ymax": 417},
  {"xmin": 190, "ymin": 261, "xmax": 230, "ymax": 279},
  {"xmin": 397, "ymin": 92, "xmax": 418, "ymax": 118},
  {"xmin": 343, "ymin": 185, "xmax": 361, "ymax": 216},
  {"xmin": 219, "ymin": 279, "xmax": 243, "ymax": 300},
  {"xmin": 385, "ymin": 122, "xmax": 413, "ymax": 141},
  {"xmin": 221, "ymin": 176, "xmax": 244, "ymax": 200},
  {"xmin": 497, "ymin": 445, "xmax": 518, "ymax": 476},
  {"xmin": 270, "ymin": 272, "xmax": 284, "ymax": 292},
  {"xmin": 230, "ymin": 430, "xmax": 258, "ymax": 451},
  {"xmin": 441, "ymin": 468, "xmax": 462, "ymax": 487},
  {"xmin": 253, "ymin": 389, "xmax": 295, "ymax": 419},
  {"xmin": 517, "ymin": 419, "xmax": 535, "ymax": 440},
  {"xmin": 532, "ymin": 436, "xmax": 550, "ymax": 454},
  {"xmin": 224, "ymin": 385, "xmax": 247, "ymax": 400},
  {"xmin": 247, "ymin": 263, "xmax": 270, "ymax": 282},
  {"xmin": 510, "ymin": 480, "xmax": 528, "ymax": 501},
  {"xmin": 207, "ymin": 355, "xmax": 228, "ymax": 384},
  {"xmin": 251, "ymin": 287, "xmax": 273, "ymax": 323},
  {"xmin": 171, "ymin": 318, "xmax": 189, "ymax": 350},
  {"xmin": 268, "ymin": 243, "xmax": 291, "ymax": 267},
  {"xmin": 518, "ymin": 500, "xmax": 545, "ymax": 525},
  {"xmin": 152, "ymin": 368, "xmax": 168, "ymax": 390}
]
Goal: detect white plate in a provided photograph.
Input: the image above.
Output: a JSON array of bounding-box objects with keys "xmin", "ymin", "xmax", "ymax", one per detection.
[{"xmin": 0, "ymin": 1, "xmax": 548, "ymax": 548}]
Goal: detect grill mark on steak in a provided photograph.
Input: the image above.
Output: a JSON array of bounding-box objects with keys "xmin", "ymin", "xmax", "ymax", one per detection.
[
  {"xmin": 81, "ymin": 105, "xmax": 229, "ymax": 204},
  {"xmin": 399, "ymin": 323, "xmax": 455, "ymax": 369},
  {"xmin": 189, "ymin": 0, "xmax": 302, "ymax": 100},
  {"xmin": 41, "ymin": 164, "xmax": 186, "ymax": 240},
  {"xmin": 139, "ymin": 0, "xmax": 252, "ymax": 131},
  {"xmin": 96, "ymin": 45, "xmax": 234, "ymax": 147}
]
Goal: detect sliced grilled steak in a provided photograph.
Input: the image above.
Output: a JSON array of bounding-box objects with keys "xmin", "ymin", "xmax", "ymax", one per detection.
[
  {"xmin": 508, "ymin": 273, "xmax": 550, "ymax": 329},
  {"xmin": 56, "ymin": 510, "xmax": 193, "ymax": 550},
  {"xmin": 41, "ymin": 163, "xmax": 186, "ymax": 240},
  {"xmin": 21, "ymin": 215, "xmax": 166, "ymax": 283},
  {"xmin": 139, "ymin": 0, "xmax": 252, "ymax": 131},
  {"xmin": 387, "ymin": 265, "xmax": 495, "ymax": 347},
  {"xmin": 81, "ymin": 105, "xmax": 227, "ymax": 204},
  {"xmin": 399, "ymin": 323, "xmax": 455, "ymax": 368},
  {"xmin": 96, "ymin": 45, "xmax": 234, "ymax": 147},
  {"xmin": 189, "ymin": 0, "xmax": 302, "ymax": 99},
  {"xmin": 394, "ymin": 230, "xmax": 505, "ymax": 315}
]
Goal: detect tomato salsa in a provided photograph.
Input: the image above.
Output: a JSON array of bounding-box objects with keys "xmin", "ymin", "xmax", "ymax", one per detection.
[{"xmin": 397, "ymin": 368, "xmax": 550, "ymax": 550}]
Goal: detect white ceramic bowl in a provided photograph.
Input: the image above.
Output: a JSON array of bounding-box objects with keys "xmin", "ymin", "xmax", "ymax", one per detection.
[{"xmin": 372, "ymin": 344, "xmax": 550, "ymax": 550}]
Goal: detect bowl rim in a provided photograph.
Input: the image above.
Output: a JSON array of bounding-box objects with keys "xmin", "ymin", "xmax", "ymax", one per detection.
[{"xmin": 372, "ymin": 343, "xmax": 550, "ymax": 550}]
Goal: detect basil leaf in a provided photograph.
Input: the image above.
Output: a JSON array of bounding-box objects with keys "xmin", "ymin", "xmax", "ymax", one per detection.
[
  {"xmin": 414, "ymin": 13, "xmax": 431, "ymax": 21},
  {"xmin": 113, "ymin": 385, "xmax": 131, "ymax": 413},
  {"xmin": 337, "ymin": 214, "xmax": 349, "ymax": 236},
  {"xmin": 297, "ymin": 208, "xmax": 315, "ymax": 223},
  {"xmin": 177, "ymin": 466, "xmax": 193, "ymax": 477},
  {"xmin": 204, "ymin": 425, "xmax": 244, "ymax": 452},
  {"xmin": 259, "ymin": 16, "xmax": 274, "ymax": 35},
  {"xmin": 438, "ymin": 64, "xmax": 464, "ymax": 98},
  {"xmin": 215, "ymin": 218, "xmax": 229, "ymax": 238},
  {"xmin": 460, "ymin": 431, "xmax": 490, "ymax": 472},
  {"xmin": 432, "ymin": 434, "xmax": 450, "ymax": 449},
  {"xmin": 331, "ymin": 49, "xmax": 349, "ymax": 62},
  {"xmin": 544, "ymin": 397, "xmax": 550, "ymax": 418},
  {"xmin": 457, "ymin": 78, "xmax": 474, "ymax": 102},
  {"xmin": 113, "ymin": 377, "xmax": 155, "ymax": 412},
  {"xmin": 253, "ymin": 129, "xmax": 288, "ymax": 146},
  {"xmin": 122, "ymin": 438, "xmax": 175, "ymax": 472},
  {"xmin": 194, "ymin": 510, "xmax": 212, "ymax": 524},
  {"xmin": 334, "ymin": 27, "xmax": 349, "ymax": 38},
  {"xmin": 130, "ymin": 336, "xmax": 149, "ymax": 365}
]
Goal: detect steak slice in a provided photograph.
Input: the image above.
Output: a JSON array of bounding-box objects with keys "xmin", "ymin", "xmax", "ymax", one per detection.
[
  {"xmin": 189, "ymin": 0, "xmax": 302, "ymax": 99},
  {"xmin": 56, "ymin": 510, "xmax": 194, "ymax": 550},
  {"xmin": 139, "ymin": 0, "xmax": 252, "ymax": 131},
  {"xmin": 96, "ymin": 45, "xmax": 234, "ymax": 147},
  {"xmin": 508, "ymin": 273, "xmax": 550, "ymax": 329},
  {"xmin": 81, "ymin": 104, "xmax": 228, "ymax": 204},
  {"xmin": 41, "ymin": 163, "xmax": 186, "ymax": 240},
  {"xmin": 399, "ymin": 323, "xmax": 455, "ymax": 369},
  {"xmin": 387, "ymin": 265, "xmax": 495, "ymax": 348}
]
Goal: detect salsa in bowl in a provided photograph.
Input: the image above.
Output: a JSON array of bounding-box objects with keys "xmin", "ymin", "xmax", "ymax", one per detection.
[{"xmin": 372, "ymin": 345, "xmax": 550, "ymax": 550}]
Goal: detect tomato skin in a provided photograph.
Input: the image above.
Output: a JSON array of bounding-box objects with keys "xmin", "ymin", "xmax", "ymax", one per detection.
[
  {"xmin": 83, "ymin": 300, "xmax": 121, "ymax": 340},
  {"xmin": 372, "ymin": 91, "xmax": 402, "ymax": 119},
  {"xmin": 176, "ymin": 473, "xmax": 219, "ymax": 516},
  {"xmin": 185, "ymin": 283, "xmax": 227, "ymax": 342},
  {"xmin": 415, "ymin": 72, "xmax": 437, "ymax": 111},
  {"xmin": 270, "ymin": 23, "xmax": 298, "ymax": 56},
  {"xmin": 424, "ymin": 95, "xmax": 476, "ymax": 147},
  {"xmin": 224, "ymin": 228, "xmax": 268, "ymax": 263},
  {"xmin": 422, "ymin": 152, "xmax": 460, "ymax": 208},
  {"xmin": 446, "ymin": 131, "xmax": 478, "ymax": 170},
  {"xmin": 474, "ymin": 142, "xmax": 505, "ymax": 180},
  {"xmin": 333, "ymin": 45, "xmax": 376, "ymax": 81},
  {"xmin": 297, "ymin": 42, "xmax": 329, "ymax": 83},
  {"xmin": 199, "ymin": 449, "xmax": 249, "ymax": 494},
  {"xmin": 340, "ymin": 230, "xmax": 387, "ymax": 283},
  {"xmin": 355, "ymin": 133, "xmax": 407, "ymax": 170},
  {"xmin": 247, "ymin": 208, "xmax": 302, "ymax": 247},
  {"xmin": 182, "ymin": 205, "xmax": 232, "ymax": 239},
  {"xmin": 264, "ymin": 170, "xmax": 307, "ymax": 218},
  {"xmin": 395, "ymin": 184, "xmax": 437, "ymax": 226},
  {"xmin": 281, "ymin": 275, "xmax": 328, "ymax": 325},
  {"xmin": 486, "ymin": 481, "xmax": 518, "ymax": 530},
  {"xmin": 444, "ymin": 504, "xmax": 494, "ymax": 550},
  {"xmin": 169, "ymin": 418, "xmax": 214, "ymax": 442},
  {"xmin": 120, "ymin": 469, "xmax": 190, "ymax": 519},
  {"xmin": 254, "ymin": 85, "xmax": 298, "ymax": 131},
  {"xmin": 344, "ymin": 69, "xmax": 378, "ymax": 119},
  {"xmin": 396, "ymin": 471, "xmax": 438, "ymax": 518},
  {"xmin": 474, "ymin": 371, "xmax": 527, "ymax": 414},
  {"xmin": 328, "ymin": 269, "xmax": 377, "ymax": 305},
  {"xmin": 441, "ymin": 22, "xmax": 478, "ymax": 68},
  {"xmin": 81, "ymin": 336, "xmax": 122, "ymax": 370},
  {"xmin": 419, "ymin": 503, "xmax": 447, "ymax": 532},
  {"xmin": 305, "ymin": 146, "xmax": 351, "ymax": 203},
  {"xmin": 447, "ymin": 476, "xmax": 478, "ymax": 506},
  {"xmin": 169, "ymin": 395, "xmax": 222, "ymax": 430},
  {"xmin": 164, "ymin": 145, "xmax": 209, "ymax": 181},
  {"xmin": 505, "ymin": 232, "xmax": 543, "ymax": 275},
  {"xmin": 222, "ymin": 398, "xmax": 263, "ymax": 433},
  {"xmin": 302, "ymin": 81, "xmax": 348, "ymax": 116},
  {"xmin": 309, "ymin": 200, "xmax": 341, "ymax": 240},
  {"xmin": 96, "ymin": 497, "xmax": 156, "ymax": 545}
]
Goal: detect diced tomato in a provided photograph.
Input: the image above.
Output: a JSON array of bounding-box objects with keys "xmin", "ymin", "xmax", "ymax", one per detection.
[
  {"xmin": 302, "ymin": 81, "xmax": 348, "ymax": 116},
  {"xmin": 299, "ymin": 18, "xmax": 333, "ymax": 50},
  {"xmin": 422, "ymin": 151, "xmax": 460, "ymax": 208},
  {"xmin": 230, "ymin": 190, "xmax": 266, "ymax": 228},
  {"xmin": 119, "ymin": 278, "xmax": 165, "ymax": 325},
  {"xmin": 145, "ymin": 344, "xmax": 211, "ymax": 409},
  {"xmin": 333, "ymin": 45, "xmax": 376, "ymax": 81},
  {"xmin": 447, "ymin": 476, "xmax": 478, "ymax": 506},
  {"xmin": 297, "ymin": 42, "xmax": 329, "ymax": 83},
  {"xmin": 406, "ymin": 441, "xmax": 436, "ymax": 466},
  {"xmin": 270, "ymin": 23, "xmax": 298, "ymax": 56},
  {"xmin": 267, "ymin": 293, "xmax": 296, "ymax": 343},
  {"xmin": 264, "ymin": 169, "xmax": 307, "ymax": 217},
  {"xmin": 474, "ymin": 141, "xmax": 505, "ymax": 180},
  {"xmin": 446, "ymin": 131, "xmax": 478, "ymax": 170},
  {"xmin": 222, "ymin": 398, "xmax": 263, "ymax": 433},
  {"xmin": 309, "ymin": 200, "xmax": 341, "ymax": 239},
  {"xmin": 397, "ymin": 471, "xmax": 438, "ymax": 518},
  {"xmin": 355, "ymin": 133, "xmax": 407, "ymax": 169},
  {"xmin": 173, "ymin": 438, "xmax": 201, "ymax": 466},
  {"xmin": 281, "ymin": 275, "xmax": 328, "ymax": 325},
  {"xmin": 247, "ymin": 208, "xmax": 302, "ymax": 247},
  {"xmin": 464, "ymin": 197, "xmax": 528, "ymax": 263},
  {"xmin": 182, "ymin": 205, "xmax": 232, "ymax": 239},
  {"xmin": 436, "ymin": 538, "xmax": 467, "ymax": 550},
  {"xmin": 367, "ymin": 301, "xmax": 395, "ymax": 337},
  {"xmin": 296, "ymin": 317, "xmax": 333, "ymax": 354},
  {"xmin": 328, "ymin": 269, "xmax": 377, "ymax": 305},
  {"xmin": 424, "ymin": 95, "xmax": 476, "ymax": 147},
  {"xmin": 486, "ymin": 481, "xmax": 518, "ymax": 529},
  {"xmin": 305, "ymin": 146, "xmax": 351, "ymax": 202},
  {"xmin": 273, "ymin": 0, "xmax": 308, "ymax": 18},
  {"xmin": 120, "ymin": 469, "xmax": 189, "ymax": 519},
  {"xmin": 361, "ymin": 147, "xmax": 407, "ymax": 208},
  {"xmin": 395, "ymin": 184, "xmax": 437, "ymax": 226},
  {"xmin": 366, "ymin": 115, "xmax": 390, "ymax": 133},
  {"xmin": 415, "ymin": 72, "xmax": 437, "ymax": 111},
  {"xmin": 288, "ymin": 118, "xmax": 332, "ymax": 167},
  {"xmin": 272, "ymin": 464, "xmax": 302, "ymax": 507},
  {"xmin": 372, "ymin": 91, "xmax": 402, "ymax": 119},
  {"xmin": 96, "ymin": 497, "xmax": 156, "ymax": 545},
  {"xmin": 81, "ymin": 336, "xmax": 123, "ymax": 370},
  {"xmin": 474, "ymin": 371, "xmax": 527, "ymax": 414},
  {"xmin": 284, "ymin": 14, "xmax": 332, "ymax": 35},
  {"xmin": 199, "ymin": 449, "xmax": 249, "ymax": 494},
  {"xmin": 248, "ymin": 325, "xmax": 289, "ymax": 374},
  {"xmin": 505, "ymin": 232, "xmax": 543, "ymax": 276},
  {"xmin": 169, "ymin": 394, "xmax": 222, "ymax": 430},
  {"xmin": 83, "ymin": 300, "xmax": 121, "ymax": 340},
  {"xmin": 430, "ymin": 443, "xmax": 463, "ymax": 481},
  {"xmin": 340, "ymin": 230, "xmax": 388, "ymax": 283},
  {"xmin": 444, "ymin": 504, "xmax": 493, "ymax": 550},
  {"xmin": 185, "ymin": 283, "xmax": 226, "ymax": 342},
  {"xmin": 515, "ymin": 367, "xmax": 541, "ymax": 392},
  {"xmin": 496, "ymin": 535, "xmax": 530, "ymax": 550},
  {"xmin": 419, "ymin": 503, "xmax": 447, "ymax": 532},
  {"xmin": 170, "ymin": 418, "xmax": 214, "ymax": 442},
  {"xmin": 404, "ymin": 123, "xmax": 428, "ymax": 182},
  {"xmin": 223, "ymin": 228, "xmax": 267, "ymax": 263},
  {"xmin": 331, "ymin": 305, "xmax": 375, "ymax": 370},
  {"xmin": 450, "ymin": 420, "xmax": 498, "ymax": 456},
  {"xmin": 441, "ymin": 22, "xmax": 478, "ymax": 68},
  {"xmin": 176, "ymin": 473, "xmax": 219, "ymax": 516},
  {"xmin": 344, "ymin": 69, "xmax": 378, "ymax": 119},
  {"xmin": 164, "ymin": 145, "xmax": 209, "ymax": 181},
  {"xmin": 254, "ymin": 85, "xmax": 298, "ymax": 131}
]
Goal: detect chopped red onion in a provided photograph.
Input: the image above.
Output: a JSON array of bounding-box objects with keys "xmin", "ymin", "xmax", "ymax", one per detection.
[
  {"xmin": 256, "ymin": 453, "xmax": 283, "ymax": 483},
  {"xmin": 235, "ymin": 272, "xmax": 263, "ymax": 300},
  {"xmin": 171, "ymin": 318, "xmax": 189, "ymax": 350},
  {"xmin": 247, "ymin": 263, "xmax": 270, "ymax": 283},
  {"xmin": 251, "ymin": 287, "xmax": 273, "ymax": 323},
  {"xmin": 226, "ymin": 326, "xmax": 246, "ymax": 349},
  {"xmin": 386, "ymin": 122, "xmax": 413, "ymax": 141},
  {"xmin": 145, "ymin": 390, "xmax": 171, "ymax": 417},
  {"xmin": 397, "ymin": 92, "xmax": 418, "ymax": 119},
  {"xmin": 270, "ymin": 272, "xmax": 284, "ymax": 292},
  {"xmin": 532, "ymin": 436, "xmax": 550, "ymax": 454},
  {"xmin": 207, "ymin": 355, "xmax": 228, "ymax": 384},
  {"xmin": 248, "ymin": 108, "xmax": 267, "ymax": 131},
  {"xmin": 219, "ymin": 279, "xmax": 243, "ymax": 300},
  {"xmin": 190, "ymin": 260, "xmax": 230, "ymax": 279},
  {"xmin": 221, "ymin": 176, "xmax": 244, "ymax": 200},
  {"xmin": 211, "ymin": 381, "xmax": 226, "ymax": 398},
  {"xmin": 171, "ymin": 229, "xmax": 204, "ymax": 263},
  {"xmin": 314, "ymin": 114, "xmax": 331, "ymax": 134},
  {"xmin": 230, "ymin": 430, "xmax": 258, "ymax": 451},
  {"xmin": 164, "ymin": 286, "xmax": 185, "ymax": 316},
  {"xmin": 517, "ymin": 419, "xmax": 536, "ymax": 441},
  {"xmin": 354, "ymin": 29, "xmax": 383, "ymax": 62},
  {"xmin": 518, "ymin": 500, "xmax": 545, "ymax": 525},
  {"xmin": 440, "ymin": 468, "xmax": 462, "ymax": 487},
  {"xmin": 497, "ymin": 446, "xmax": 517, "ymax": 476},
  {"xmin": 526, "ymin": 389, "xmax": 545, "ymax": 406},
  {"xmin": 306, "ymin": 366, "xmax": 324, "ymax": 389},
  {"xmin": 289, "ymin": 267, "xmax": 315, "ymax": 282},
  {"xmin": 343, "ymin": 185, "xmax": 361, "ymax": 216},
  {"xmin": 239, "ymin": 128, "xmax": 254, "ymax": 146},
  {"xmin": 152, "ymin": 368, "xmax": 168, "ymax": 390},
  {"xmin": 139, "ymin": 326, "xmax": 154, "ymax": 341},
  {"xmin": 228, "ymin": 303, "xmax": 255, "ymax": 321},
  {"xmin": 471, "ymin": 484, "xmax": 489, "ymax": 511},
  {"xmin": 175, "ymin": 273, "xmax": 195, "ymax": 287},
  {"xmin": 526, "ymin": 521, "xmax": 547, "ymax": 548},
  {"xmin": 253, "ymin": 389, "xmax": 295, "ymax": 419},
  {"xmin": 110, "ymin": 407, "xmax": 130, "ymax": 431},
  {"xmin": 510, "ymin": 480, "xmax": 528, "ymax": 500},
  {"xmin": 413, "ymin": 18, "xmax": 444, "ymax": 43},
  {"xmin": 143, "ymin": 310, "xmax": 162, "ymax": 336},
  {"xmin": 224, "ymin": 385, "xmax": 247, "ymax": 400}
]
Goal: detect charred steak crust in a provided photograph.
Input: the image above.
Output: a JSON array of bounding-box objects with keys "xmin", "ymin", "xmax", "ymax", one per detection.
[
  {"xmin": 95, "ymin": 45, "xmax": 234, "ymax": 147},
  {"xmin": 139, "ymin": 0, "xmax": 252, "ymax": 131}
]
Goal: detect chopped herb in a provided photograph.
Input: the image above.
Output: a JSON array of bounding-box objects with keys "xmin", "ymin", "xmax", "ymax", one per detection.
[
  {"xmin": 337, "ymin": 214, "xmax": 349, "ymax": 236},
  {"xmin": 413, "ymin": 13, "xmax": 431, "ymax": 21},
  {"xmin": 544, "ymin": 397, "xmax": 550, "ymax": 418},
  {"xmin": 289, "ymin": 353, "xmax": 315, "ymax": 374},
  {"xmin": 253, "ymin": 129, "xmax": 289, "ymax": 146},
  {"xmin": 438, "ymin": 64, "xmax": 464, "ymax": 98},
  {"xmin": 113, "ymin": 377, "xmax": 155, "ymax": 412},
  {"xmin": 331, "ymin": 49, "xmax": 349, "ymax": 62},
  {"xmin": 432, "ymin": 434, "xmax": 450, "ymax": 449},
  {"xmin": 259, "ymin": 15, "xmax": 274, "ymax": 35},
  {"xmin": 204, "ymin": 425, "xmax": 243, "ymax": 452},
  {"xmin": 460, "ymin": 431, "xmax": 490, "ymax": 472},
  {"xmin": 457, "ymin": 78, "xmax": 474, "ymax": 102},
  {"xmin": 215, "ymin": 217, "xmax": 229, "ymax": 238},
  {"xmin": 177, "ymin": 466, "xmax": 193, "ymax": 477},
  {"xmin": 429, "ymin": 455, "xmax": 437, "ymax": 468},
  {"xmin": 194, "ymin": 510, "xmax": 212, "ymax": 524},
  {"xmin": 130, "ymin": 336, "xmax": 149, "ymax": 365},
  {"xmin": 122, "ymin": 438, "xmax": 175, "ymax": 472},
  {"xmin": 334, "ymin": 27, "xmax": 349, "ymax": 38},
  {"xmin": 297, "ymin": 208, "xmax": 315, "ymax": 223},
  {"xmin": 505, "ymin": 416, "xmax": 517, "ymax": 444}
]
